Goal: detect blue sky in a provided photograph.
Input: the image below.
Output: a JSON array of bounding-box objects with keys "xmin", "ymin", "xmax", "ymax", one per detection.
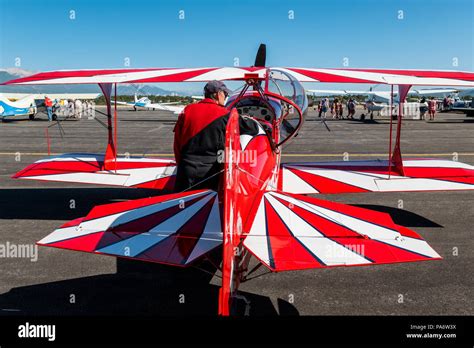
[{"xmin": 0, "ymin": 0, "xmax": 473, "ymax": 92}]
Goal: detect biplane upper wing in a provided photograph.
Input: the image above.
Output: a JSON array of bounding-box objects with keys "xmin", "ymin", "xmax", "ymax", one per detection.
[
  {"xmin": 279, "ymin": 159, "xmax": 474, "ymax": 194},
  {"xmin": 3, "ymin": 67, "xmax": 474, "ymax": 86},
  {"xmin": 13, "ymin": 153, "xmax": 176, "ymax": 190},
  {"xmin": 37, "ymin": 189, "xmax": 222, "ymax": 266},
  {"xmin": 243, "ymin": 191, "xmax": 441, "ymax": 271}
]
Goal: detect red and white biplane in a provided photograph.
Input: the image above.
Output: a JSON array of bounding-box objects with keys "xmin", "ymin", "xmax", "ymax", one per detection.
[{"xmin": 4, "ymin": 45, "xmax": 474, "ymax": 315}]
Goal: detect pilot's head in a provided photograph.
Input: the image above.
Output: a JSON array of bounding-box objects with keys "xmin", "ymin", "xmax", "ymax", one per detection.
[{"xmin": 204, "ymin": 80, "xmax": 232, "ymax": 106}]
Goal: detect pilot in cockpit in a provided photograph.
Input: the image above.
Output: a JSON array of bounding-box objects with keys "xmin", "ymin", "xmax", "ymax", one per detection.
[{"xmin": 173, "ymin": 80, "xmax": 259, "ymax": 192}]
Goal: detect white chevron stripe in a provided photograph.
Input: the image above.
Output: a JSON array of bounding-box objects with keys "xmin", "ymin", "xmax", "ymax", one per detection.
[
  {"xmin": 374, "ymin": 178, "xmax": 474, "ymax": 191},
  {"xmin": 121, "ymin": 167, "xmax": 176, "ymax": 186},
  {"xmin": 108, "ymin": 191, "xmax": 210, "ymax": 229},
  {"xmin": 283, "ymin": 159, "xmax": 474, "ymax": 170},
  {"xmin": 288, "ymin": 166, "xmax": 379, "ymax": 191},
  {"xmin": 40, "ymin": 191, "xmax": 211, "ymax": 245},
  {"xmin": 239, "ymin": 134, "xmax": 254, "ymax": 151},
  {"xmin": 282, "ymin": 167, "xmax": 319, "ymax": 193},
  {"xmin": 24, "ymin": 172, "xmax": 130, "ymax": 186},
  {"xmin": 403, "ymin": 160, "xmax": 474, "ymax": 169},
  {"xmin": 284, "ymin": 163, "xmax": 474, "ymax": 193},
  {"xmin": 271, "ymin": 192, "xmax": 400, "ymax": 239},
  {"xmin": 266, "ymin": 194, "xmax": 371, "ymax": 266},
  {"xmin": 16, "ymin": 68, "xmax": 206, "ymax": 85},
  {"xmin": 271, "ymin": 192, "xmax": 440, "ymax": 258},
  {"xmin": 279, "ymin": 68, "xmax": 474, "ymax": 86},
  {"xmin": 283, "ymin": 160, "xmax": 389, "ymax": 167},
  {"xmin": 243, "ymin": 197, "xmax": 271, "ymax": 263},
  {"xmin": 21, "ymin": 166, "xmax": 176, "ymax": 187},
  {"xmin": 34, "ymin": 155, "xmax": 174, "ymax": 164},
  {"xmin": 38, "ymin": 225, "xmax": 99, "ymax": 245},
  {"xmin": 97, "ymin": 192, "xmax": 215, "ymax": 256},
  {"xmin": 186, "ymin": 196, "xmax": 223, "ymax": 263},
  {"xmin": 186, "ymin": 67, "xmax": 266, "ymax": 82}
]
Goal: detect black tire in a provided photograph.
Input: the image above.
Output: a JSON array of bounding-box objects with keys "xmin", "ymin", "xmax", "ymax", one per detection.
[
  {"xmin": 29, "ymin": 114, "xmax": 35, "ymax": 120},
  {"xmin": 52, "ymin": 114, "xmax": 57, "ymax": 121}
]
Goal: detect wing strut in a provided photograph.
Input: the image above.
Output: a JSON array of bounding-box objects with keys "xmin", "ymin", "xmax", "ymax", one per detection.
[
  {"xmin": 389, "ymin": 84, "xmax": 411, "ymax": 176},
  {"xmin": 388, "ymin": 84, "xmax": 394, "ymax": 178},
  {"xmin": 99, "ymin": 83, "xmax": 117, "ymax": 171}
]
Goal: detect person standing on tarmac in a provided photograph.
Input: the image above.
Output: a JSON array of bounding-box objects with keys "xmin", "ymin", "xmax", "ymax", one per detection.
[
  {"xmin": 173, "ymin": 80, "xmax": 258, "ymax": 192},
  {"xmin": 44, "ymin": 96, "xmax": 53, "ymax": 121},
  {"xmin": 428, "ymin": 97, "xmax": 437, "ymax": 121}
]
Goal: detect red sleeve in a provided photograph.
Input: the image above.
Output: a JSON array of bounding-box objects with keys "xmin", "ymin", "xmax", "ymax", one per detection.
[{"xmin": 173, "ymin": 112, "xmax": 185, "ymax": 164}]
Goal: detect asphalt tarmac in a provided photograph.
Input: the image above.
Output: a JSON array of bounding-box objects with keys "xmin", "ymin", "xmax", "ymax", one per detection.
[{"xmin": 0, "ymin": 106, "xmax": 472, "ymax": 316}]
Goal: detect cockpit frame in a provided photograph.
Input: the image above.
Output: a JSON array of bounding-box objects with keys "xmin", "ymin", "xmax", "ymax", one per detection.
[{"xmin": 226, "ymin": 69, "xmax": 304, "ymax": 149}]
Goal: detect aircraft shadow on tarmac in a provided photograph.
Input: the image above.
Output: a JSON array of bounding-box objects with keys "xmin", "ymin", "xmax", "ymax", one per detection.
[
  {"xmin": 0, "ymin": 188, "xmax": 165, "ymax": 220},
  {"xmin": 0, "ymin": 188, "xmax": 443, "ymax": 228},
  {"xmin": 0, "ymin": 188, "xmax": 299, "ymax": 316},
  {"xmin": 0, "ymin": 255, "xmax": 298, "ymax": 316},
  {"xmin": 352, "ymin": 204, "xmax": 442, "ymax": 228}
]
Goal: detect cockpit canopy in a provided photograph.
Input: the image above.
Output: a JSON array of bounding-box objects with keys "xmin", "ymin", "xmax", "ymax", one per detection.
[
  {"xmin": 225, "ymin": 68, "xmax": 307, "ymax": 147},
  {"xmin": 267, "ymin": 69, "xmax": 308, "ymax": 113}
]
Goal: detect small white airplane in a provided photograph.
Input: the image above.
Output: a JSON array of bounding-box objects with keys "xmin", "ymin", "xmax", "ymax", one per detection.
[
  {"xmin": 112, "ymin": 93, "xmax": 186, "ymax": 114},
  {"xmin": 0, "ymin": 94, "xmax": 37, "ymax": 120}
]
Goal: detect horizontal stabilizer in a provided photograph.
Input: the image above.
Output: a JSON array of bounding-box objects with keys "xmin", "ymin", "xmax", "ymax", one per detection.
[
  {"xmin": 243, "ymin": 191, "xmax": 441, "ymax": 271},
  {"xmin": 38, "ymin": 190, "xmax": 223, "ymax": 266}
]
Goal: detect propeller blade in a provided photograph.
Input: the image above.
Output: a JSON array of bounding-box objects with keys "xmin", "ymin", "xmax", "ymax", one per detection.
[{"xmin": 254, "ymin": 43, "xmax": 266, "ymax": 67}]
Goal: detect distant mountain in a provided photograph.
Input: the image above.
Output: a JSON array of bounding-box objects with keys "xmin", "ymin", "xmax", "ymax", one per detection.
[{"xmin": 0, "ymin": 68, "xmax": 195, "ymax": 96}]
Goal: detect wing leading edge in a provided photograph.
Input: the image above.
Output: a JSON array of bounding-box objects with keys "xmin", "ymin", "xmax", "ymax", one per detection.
[{"xmin": 3, "ymin": 67, "xmax": 474, "ymax": 86}]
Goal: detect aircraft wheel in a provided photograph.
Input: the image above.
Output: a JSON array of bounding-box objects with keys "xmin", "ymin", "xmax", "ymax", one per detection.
[
  {"xmin": 29, "ymin": 114, "xmax": 35, "ymax": 120},
  {"xmin": 52, "ymin": 114, "xmax": 58, "ymax": 121}
]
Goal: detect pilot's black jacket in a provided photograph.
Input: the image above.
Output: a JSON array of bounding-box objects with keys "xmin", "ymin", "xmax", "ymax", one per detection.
[{"xmin": 173, "ymin": 98, "xmax": 259, "ymax": 192}]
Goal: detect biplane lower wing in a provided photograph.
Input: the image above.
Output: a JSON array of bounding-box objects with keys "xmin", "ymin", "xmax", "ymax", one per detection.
[
  {"xmin": 279, "ymin": 159, "xmax": 474, "ymax": 194},
  {"xmin": 13, "ymin": 153, "xmax": 177, "ymax": 190},
  {"xmin": 37, "ymin": 190, "xmax": 223, "ymax": 266},
  {"xmin": 243, "ymin": 191, "xmax": 441, "ymax": 271}
]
